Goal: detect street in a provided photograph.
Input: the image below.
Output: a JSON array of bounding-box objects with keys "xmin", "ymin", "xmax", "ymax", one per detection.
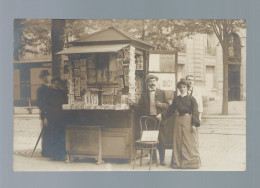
[{"xmin": 13, "ymin": 115, "xmax": 246, "ymax": 171}]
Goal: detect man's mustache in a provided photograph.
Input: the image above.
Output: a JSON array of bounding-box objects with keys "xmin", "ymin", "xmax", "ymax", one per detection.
[{"xmin": 149, "ymin": 84, "xmax": 155, "ymax": 86}]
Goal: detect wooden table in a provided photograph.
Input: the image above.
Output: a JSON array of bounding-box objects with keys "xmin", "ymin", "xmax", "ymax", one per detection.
[{"xmin": 65, "ymin": 125, "xmax": 103, "ymax": 164}]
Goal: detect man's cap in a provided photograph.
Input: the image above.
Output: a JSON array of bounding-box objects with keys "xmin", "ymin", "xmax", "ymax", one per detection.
[
  {"xmin": 39, "ymin": 70, "xmax": 50, "ymax": 78},
  {"xmin": 145, "ymin": 75, "xmax": 159, "ymax": 83}
]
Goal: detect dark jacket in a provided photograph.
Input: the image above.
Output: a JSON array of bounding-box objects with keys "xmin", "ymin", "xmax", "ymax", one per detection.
[
  {"xmin": 44, "ymin": 88, "xmax": 68, "ymax": 124},
  {"xmin": 162, "ymin": 95, "xmax": 200, "ymax": 127},
  {"xmin": 36, "ymin": 84, "xmax": 49, "ymax": 120},
  {"xmin": 135, "ymin": 89, "xmax": 169, "ymax": 116}
]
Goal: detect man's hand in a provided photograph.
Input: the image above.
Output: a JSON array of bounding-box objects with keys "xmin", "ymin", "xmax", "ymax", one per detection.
[
  {"xmin": 155, "ymin": 101, "xmax": 162, "ymax": 108},
  {"xmin": 43, "ymin": 118, "xmax": 48, "ymax": 127},
  {"xmin": 128, "ymin": 101, "xmax": 135, "ymax": 106},
  {"xmin": 191, "ymin": 125, "xmax": 196, "ymax": 133},
  {"xmin": 156, "ymin": 114, "xmax": 162, "ymax": 121}
]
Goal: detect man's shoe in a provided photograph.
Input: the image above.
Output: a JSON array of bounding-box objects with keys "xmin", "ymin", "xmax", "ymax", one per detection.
[
  {"xmin": 160, "ymin": 161, "xmax": 166, "ymax": 166},
  {"xmin": 147, "ymin": 160, "xmax": 156, "ymax": 165}
]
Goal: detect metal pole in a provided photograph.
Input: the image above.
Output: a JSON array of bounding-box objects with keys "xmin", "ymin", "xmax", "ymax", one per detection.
[{"xmin": 31, "ymin": 127, "xmax": 44, "ymax": 158}]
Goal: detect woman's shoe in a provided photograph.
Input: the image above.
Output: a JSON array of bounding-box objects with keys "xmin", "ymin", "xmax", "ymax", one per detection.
[{"xmin": 160, "ymin": 161, "xmax": 166, "ymax": 166}]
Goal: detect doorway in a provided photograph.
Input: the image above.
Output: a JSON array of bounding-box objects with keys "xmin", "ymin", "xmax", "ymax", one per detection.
[{"xmin": 20, "ymin": 67, "xmax": 31, "ymax": 105}]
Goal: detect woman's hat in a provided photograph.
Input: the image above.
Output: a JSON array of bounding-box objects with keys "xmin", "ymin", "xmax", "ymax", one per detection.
[
  {"xmin": 177, "ymin": 78, "xmax": 190, "ymax": 89},
  {"xmin": 51, "ymin": 76, "xmax": 62, "ymax": 83},
  {"xmin": 145, "ymin": 75, "xmax": 159, "ymax": 83}
]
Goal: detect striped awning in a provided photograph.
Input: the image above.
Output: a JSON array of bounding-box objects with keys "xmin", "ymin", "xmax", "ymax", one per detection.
[{"xmin": 56, "ymin": 44, "xmax": 129, "ymax": 55}]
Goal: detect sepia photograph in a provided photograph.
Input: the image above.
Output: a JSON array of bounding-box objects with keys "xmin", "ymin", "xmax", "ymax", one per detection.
[{"xmin": 13, "ymin": 19, "xmax": 246, "ymax": 171}]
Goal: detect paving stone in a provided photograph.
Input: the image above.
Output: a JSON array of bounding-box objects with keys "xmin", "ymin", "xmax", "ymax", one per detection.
[{"xmin": 13, "ymin": 116, "xmax": 246, "ymax": 171}]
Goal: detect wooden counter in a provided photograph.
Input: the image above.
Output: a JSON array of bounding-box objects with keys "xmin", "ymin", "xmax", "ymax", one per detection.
[{"xmin": 63, "ymin": 109, "xmax": 135, "ymax": 163}]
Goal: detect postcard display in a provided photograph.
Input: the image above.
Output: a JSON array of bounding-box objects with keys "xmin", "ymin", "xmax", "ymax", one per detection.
[
  {"xmin": 62, "ymin": 46, "xmax": 141, "ymax": 110},
  {"xmin": 62, "ymin": 46, "xmax": 145, "ymax": 163}
]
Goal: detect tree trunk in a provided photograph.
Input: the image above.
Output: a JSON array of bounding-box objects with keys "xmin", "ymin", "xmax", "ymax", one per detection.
[
  {"xmin": 51, "ymin": 19, "xmax": 65, "ymax": 77},
  {"xmin": 221, "ymin": 41, "xmax": 229, "ymax": 115},
  {"xmin": 13, "ymin": 19, "xmax": 23, "ymax": 60}
]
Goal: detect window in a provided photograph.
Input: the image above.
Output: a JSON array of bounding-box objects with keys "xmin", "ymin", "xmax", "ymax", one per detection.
[
  {"xmin": 229, "ymin": 33, "xmax": 241, "ymax": 58},
  {"xmin": 149, "ymin": 53, "xmax": 176, "ymax": 72},
  {"xmin": 206, "ymin": 34, "xmax": 217, "ymax": 56},
  {"xmin": 206, "ymin": 66, "xmax": 215, "ymax": 89}
]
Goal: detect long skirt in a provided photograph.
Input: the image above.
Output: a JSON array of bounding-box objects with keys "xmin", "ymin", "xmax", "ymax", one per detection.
[
  {"xmin": 171, "ymin": 115, "xmax": 200, "ymax": 169},
  {"xmin": 41, "ymin": 125, "xmax": 52, "ymax": 157},
  {"xmin": 42, "ymin": 119, "xmax": 66, "ymax": 160}
]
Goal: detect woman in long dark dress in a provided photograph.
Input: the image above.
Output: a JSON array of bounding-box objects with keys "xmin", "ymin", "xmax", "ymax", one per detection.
[
  {"xmin": 36, "ymin": 70, "xmax": 51, "ymax": 157},
  {"xmin": 157, "ymin": 79, "xmax": 200, "ymax": 169},
  {"xmin": 44, "ymin": 77, "xmax": 68, "ymax": 161}
]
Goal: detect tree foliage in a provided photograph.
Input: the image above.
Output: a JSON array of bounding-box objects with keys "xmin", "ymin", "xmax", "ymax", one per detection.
[
  {"xmin": 65, "ymin": 19, "xmax": 187, "ymax": 50},
  {"xmin": 183, "ymin": 19, "xmax": 246, "ymax": 44},
  {"xmin": 13, "ymin": 19, "xmax": 51, "ymax": 60},
  {"xmin": 14, "ymin": 19, "xmax": 193, "ymax": 60},
  {"xmin": 14, "ymin": 19, "xmax": 245, "ymax": 60}
]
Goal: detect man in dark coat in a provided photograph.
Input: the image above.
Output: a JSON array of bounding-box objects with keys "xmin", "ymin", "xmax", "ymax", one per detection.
[
  {"xmin": 36, "ymin": 70, "xmax": 51, "ymax": 157},
  {"xmin": 131, "ymin": 75, "xmax": 169, "ymax": 165}
]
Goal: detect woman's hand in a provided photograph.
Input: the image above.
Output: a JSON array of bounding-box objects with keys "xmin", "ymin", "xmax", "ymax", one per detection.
[
  {"xmin": 156, "ymin": 114, "xmax": 162, "ymax": 121},
  {"xmin": 190, "ymin": 125, "xmax": 196, "ymax": 133},
  {"xmin": 43, "ymin": 118, "xmax": 48, "ymax": 127},
  {"xmin": 155, "ymin": 101, "xmax": 162, "ymax": 108}
]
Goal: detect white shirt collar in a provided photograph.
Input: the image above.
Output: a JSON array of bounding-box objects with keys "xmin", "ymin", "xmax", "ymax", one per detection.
[
  {"xmin": 148, "ymin": 87, "xmax": 156, "ymax": 92},
  {"xmin": 180, "ymin": 93, "xmax": 187, "ymax": 97}
]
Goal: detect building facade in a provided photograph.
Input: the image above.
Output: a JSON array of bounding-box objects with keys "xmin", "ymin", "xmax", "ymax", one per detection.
[
  {"xmin": 13, "ymin": 58, "xmax": 52, "ymax": 106},
  {"xmin": 177, "ymin": 30, "xmax": 246, "ymax": 104}
]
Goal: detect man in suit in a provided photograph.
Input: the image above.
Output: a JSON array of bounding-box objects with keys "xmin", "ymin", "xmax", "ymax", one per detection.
[
  {"xmin": 186, "ymin": 75, "xmax": 203, "ymax": 120},
  {"xmin": 130, "ymin": 75, "xmax": 169, "ymax": 165}
]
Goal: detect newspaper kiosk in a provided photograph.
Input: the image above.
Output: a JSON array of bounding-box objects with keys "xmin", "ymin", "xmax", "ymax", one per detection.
[{"xmin": 57, "ymin": 27, "xmax": 154, "ymax": 163}]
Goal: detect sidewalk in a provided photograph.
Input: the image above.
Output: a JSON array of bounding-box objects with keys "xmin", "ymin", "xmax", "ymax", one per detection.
[
  {"xmin": 13, "ymin": 114, "xmax": 246, "ymax": 171},
  {"xmin": 13, "ymin": 112, "xmax": 246, "ymax": 120}
]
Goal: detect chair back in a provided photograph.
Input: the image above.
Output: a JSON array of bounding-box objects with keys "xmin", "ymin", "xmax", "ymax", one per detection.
[
  {"xmin": 139, "ymin": 116, "xmax": 161, "ymax": 142},
  {"xmin": 140, "ymin": 116, "xmax": 160, "ymax": 132}
]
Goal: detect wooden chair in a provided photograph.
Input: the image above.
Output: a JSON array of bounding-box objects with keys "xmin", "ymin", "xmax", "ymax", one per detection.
[{"xmin": 133, "ymin": 116, "xmax": 161, "ymax": 170}]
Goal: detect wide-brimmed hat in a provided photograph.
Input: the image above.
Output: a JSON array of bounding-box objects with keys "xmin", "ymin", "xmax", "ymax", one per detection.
[
  {"xmin": 39, "ymin": 70, "xmax": 50, "ymax": 78},
  {"xmin": 145, "ymin": 75, "xmax": 159, "ymax": 83}
]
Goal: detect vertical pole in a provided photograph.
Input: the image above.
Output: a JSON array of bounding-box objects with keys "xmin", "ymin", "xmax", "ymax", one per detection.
[
  {"xmin": 128, "ymin": 46, "xmax": 136, "ymax": 104},
  {"xmin": 175, "ymin": 51, "xmax": 179, "ymax": 88},
  {"xmin": 96, "ymin": 127, "xmax": 103, "ymax": 165}
]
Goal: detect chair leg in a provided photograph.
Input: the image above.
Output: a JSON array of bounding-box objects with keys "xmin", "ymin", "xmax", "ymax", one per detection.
[
  {"xmin": 150, "ymin": 146, "xmax": 154, "ymax": 171},
  {"xmin": 140, "ymin": 149, "xmax": 143, "ymax": 166},
  {"xmin": 133, "ymin": 148, "xmax": 137, "ymax": 169}
]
